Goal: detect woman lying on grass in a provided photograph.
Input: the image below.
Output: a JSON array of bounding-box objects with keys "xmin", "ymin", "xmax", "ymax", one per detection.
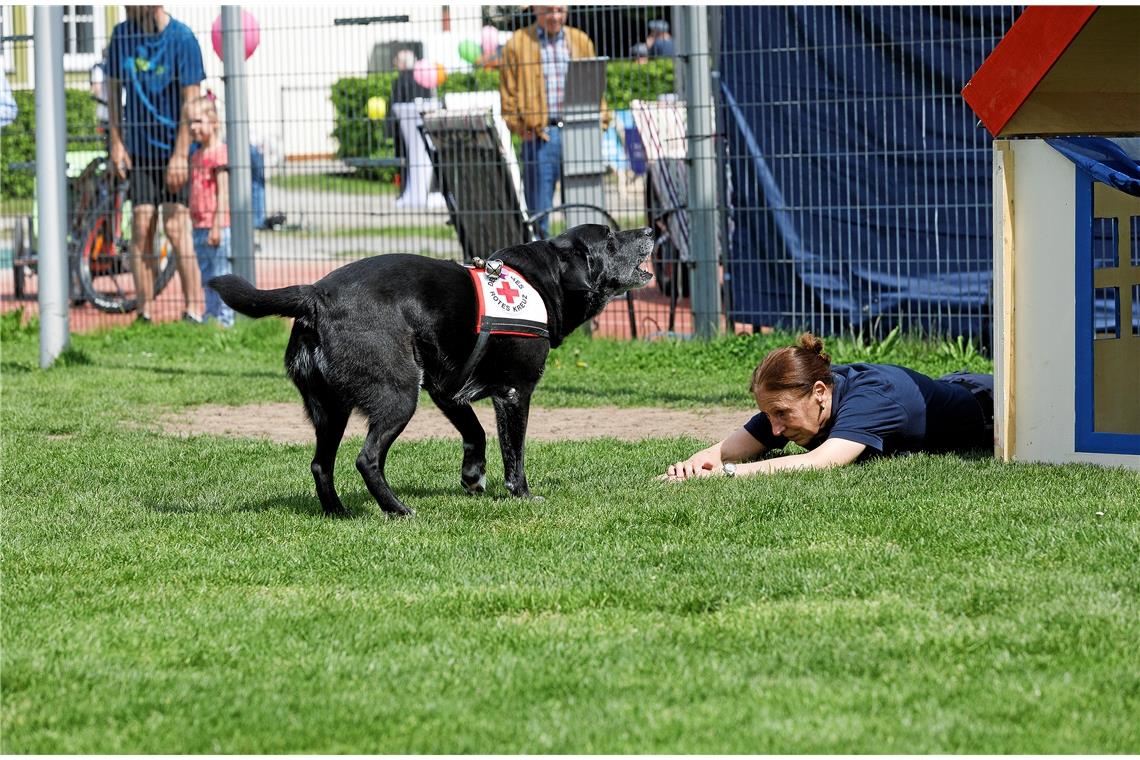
[{"xmin": 662, "ymin": 332, "xmax": 994, "ymax": 481}]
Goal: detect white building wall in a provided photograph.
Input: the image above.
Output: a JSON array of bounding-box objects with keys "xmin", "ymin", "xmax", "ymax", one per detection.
[{"xmin": 169, "ymin": 5, "xmax": 482, "ymax": 160}]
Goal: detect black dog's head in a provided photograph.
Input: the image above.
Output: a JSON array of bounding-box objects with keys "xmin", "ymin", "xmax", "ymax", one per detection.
[
  {"xmin": 496, "ymin": 224, "xmax": 654, "ymax": 345},
  {"xmin": 550, "ymin": 224, "xmax": 654, "ymax": 300}
]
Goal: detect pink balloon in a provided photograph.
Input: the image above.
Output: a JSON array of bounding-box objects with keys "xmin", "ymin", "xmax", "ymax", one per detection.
[
  {"xmin": 412, "ymin": 59, "xmax": 440, "ymax": 90},
  {"xmin": 211, "ymin": 11, "xmax": 261, "ymax": 62},
  {"xmin": 481, "ymin": 25, "xmax": 499, "ymax": 57}
]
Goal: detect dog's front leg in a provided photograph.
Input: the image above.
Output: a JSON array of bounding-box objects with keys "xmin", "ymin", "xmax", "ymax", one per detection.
[{"xmin": 492, "ymin": 387, "xmax": 538, "ymax": 499}]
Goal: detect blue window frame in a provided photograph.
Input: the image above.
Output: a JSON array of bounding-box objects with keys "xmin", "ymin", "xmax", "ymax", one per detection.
[{"xmin": 1073, "ymin": 173, "xmax": 1140, "ymax": 456}]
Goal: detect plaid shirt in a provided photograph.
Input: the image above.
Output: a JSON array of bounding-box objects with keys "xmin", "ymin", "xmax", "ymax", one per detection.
[{"xmin": 537, "ymin": 26, "xmax": 570, "ymax": 121}]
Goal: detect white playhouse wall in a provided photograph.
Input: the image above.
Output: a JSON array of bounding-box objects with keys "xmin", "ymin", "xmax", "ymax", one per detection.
[{"xmin": 992, "ymin": 138, "xmax": 1140, "ymax": 470}]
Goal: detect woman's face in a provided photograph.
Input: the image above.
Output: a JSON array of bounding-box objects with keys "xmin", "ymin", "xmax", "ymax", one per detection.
[{"xmin": 755, "ymin": 383, "xmax": 830, "ymax": 445}]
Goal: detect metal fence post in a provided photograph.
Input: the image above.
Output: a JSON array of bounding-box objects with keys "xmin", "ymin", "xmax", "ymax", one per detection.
[
  {"xmin": 683, "ymin": 6, "xmax": 721, "ymax": 339},
  {"xmin": 222, "ymin": 6, "xmax": 255, "ymax": 285},
  {"xmin": 34, "ymin": 6, "xmax": 69, "ymax": 367}
]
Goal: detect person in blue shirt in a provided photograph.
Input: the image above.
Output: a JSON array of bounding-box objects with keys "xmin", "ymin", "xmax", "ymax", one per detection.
[
  {"xmin": 663, "ymin": 333, "xmax": 994, "ymax": 481},
  {"xmin": 646, "ymin": 20, "xmax": 675, "ymax": 58},
  {"xmin": 107, "ymin": 5, "xmax": 205, "ymax": 323}
]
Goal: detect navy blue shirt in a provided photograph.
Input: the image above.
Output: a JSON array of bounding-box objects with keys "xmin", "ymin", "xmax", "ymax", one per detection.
[
  {"xmin": 744, "ymin": 364, "xmax": 989, "ymax": 457},
  {"xmin": 650, "ymin": 37, "xmax": 675, "ymax": 57},
  {"xmin": 107, "ymin": 16, "xmax": 204, "ymax": 160}
]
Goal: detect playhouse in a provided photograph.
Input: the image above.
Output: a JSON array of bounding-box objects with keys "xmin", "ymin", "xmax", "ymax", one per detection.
[{"xmin": 962, "ymin": 5, "xmax": 1140, "ymax": 469}]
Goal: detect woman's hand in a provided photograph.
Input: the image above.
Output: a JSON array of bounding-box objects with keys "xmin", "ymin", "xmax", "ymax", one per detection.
[
  {"xmin": 661, "ymin": 451, "xmax": 723, "ymax": 482},
  {"xmin": 208, "ymin": 227, "xmax": 221, "ymax": 247},
  {"xmin": 659, "ymin": 427, "xmax": 768, "ymax": 483}
]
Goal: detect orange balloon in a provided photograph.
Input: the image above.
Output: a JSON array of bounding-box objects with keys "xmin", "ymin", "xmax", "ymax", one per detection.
[{"xmin": 436, "ymin": 63, "xmax": 447, "ymax": 86}]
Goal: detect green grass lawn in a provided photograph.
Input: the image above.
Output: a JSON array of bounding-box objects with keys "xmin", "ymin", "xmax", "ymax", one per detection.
[
  {"xmin": 269, "ymin": 172, "xmax": 399, "ymax": 195},
  {"xmin": 2, "ymin": 317, "xmax": 1137, "ymax": 753}
]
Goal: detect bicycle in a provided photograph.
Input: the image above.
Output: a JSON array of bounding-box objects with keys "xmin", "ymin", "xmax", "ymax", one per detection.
[{"xmin": 10, "ymin": 135, "xmax": 177, "ymax": 314}]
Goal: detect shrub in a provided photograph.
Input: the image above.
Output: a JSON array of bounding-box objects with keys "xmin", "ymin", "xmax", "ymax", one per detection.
[
  {"xmin": 438, "ymin": 68, "xmax": 502, "ymax": 96},
  {"xmin": 330, "ymin": 72, "xmax": 399, "ymax": 182},
  {"xmin": 0, "ymin": 89, "xmax": 99, "ymax": 200},
  {"xmin": 605, "ymin": 59, "xmax": 675, "ymax": 111}
]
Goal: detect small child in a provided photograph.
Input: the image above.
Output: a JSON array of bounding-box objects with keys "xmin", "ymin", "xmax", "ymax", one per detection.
[{"xmin": 187, "ymin": 96, "xmax": 233, "ymax": 327}]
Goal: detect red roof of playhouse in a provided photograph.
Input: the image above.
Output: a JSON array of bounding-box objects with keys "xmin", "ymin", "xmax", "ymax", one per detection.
[{"xmin": 962, "ymin": 6, "xmax": 1140, "ymax": 137}]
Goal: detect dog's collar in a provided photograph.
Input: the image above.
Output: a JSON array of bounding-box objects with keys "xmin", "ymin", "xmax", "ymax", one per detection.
[{"xmin": 456, "ymin": 261, "xmax": 549, "ymax": 389}]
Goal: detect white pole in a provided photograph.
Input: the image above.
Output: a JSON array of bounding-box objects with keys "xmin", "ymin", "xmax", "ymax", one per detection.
[
  {"xmin": 222, "ymin": 5, "xmax": 255, "ymax": 284},
  {"xmin": 34, "ymin": 6, "xmax": 70, "ymax": 367}
]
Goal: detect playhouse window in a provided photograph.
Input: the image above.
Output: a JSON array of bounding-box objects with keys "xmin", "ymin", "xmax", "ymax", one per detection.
[
  {"xmin": 1132, "ymin": 216, "xmax": 1140, "ymax": 267},
  {"xmin": 1094, "ymin": 287, "xmax": 1119, "ymax": 340},
  {"xmin": 1133, "ymin": 285, "xmax": 1140, "ymax": 337},
  {"xmin": 1092, "ymin": 217, "xmax": 1117, "ymax": 269}
]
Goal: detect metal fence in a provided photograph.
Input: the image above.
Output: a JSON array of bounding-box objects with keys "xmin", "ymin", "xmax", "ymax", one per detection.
[
  {"xmin": 1, "ymin": 5, "xmax": 1018, "ymax": 342},
  {"xmin": 718, "ymin": 6, "xmax": 1022, "ymax": 344}
]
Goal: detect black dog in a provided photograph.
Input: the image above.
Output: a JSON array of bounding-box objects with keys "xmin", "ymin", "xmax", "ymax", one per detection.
[{"xmin": 209, "ymin": 224, "xmax": 653, "ymax": 517}]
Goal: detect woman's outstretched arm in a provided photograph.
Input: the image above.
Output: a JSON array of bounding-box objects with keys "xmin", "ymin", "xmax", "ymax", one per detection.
[
  {"xmin": 662, "ymin": 427, "xmax": 767, "ymax": 481},
  {"xmin": 734, "ymin": 436, "xmax": 866, "ymax": 476}
]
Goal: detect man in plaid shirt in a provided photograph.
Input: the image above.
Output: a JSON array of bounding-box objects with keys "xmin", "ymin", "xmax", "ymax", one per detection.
[{"xmin": 500, "ymin": 6, "xmax": 609, "ymax": 237}]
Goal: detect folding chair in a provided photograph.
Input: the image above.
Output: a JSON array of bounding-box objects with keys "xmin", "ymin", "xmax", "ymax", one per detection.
[{"xmin": 631, "ymin": 99, "xmax": 691, "ymax": 333}]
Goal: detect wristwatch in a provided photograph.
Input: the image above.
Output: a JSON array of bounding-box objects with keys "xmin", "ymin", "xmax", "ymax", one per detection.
[{"xmin": 722, "ymin": 462, "xmax": 737, "ymax": 477}]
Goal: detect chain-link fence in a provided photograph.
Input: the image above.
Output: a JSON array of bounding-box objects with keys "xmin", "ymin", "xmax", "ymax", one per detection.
[{"xmin": 2, "ymin": 5, "xmax": 1018, "ymax": 341}]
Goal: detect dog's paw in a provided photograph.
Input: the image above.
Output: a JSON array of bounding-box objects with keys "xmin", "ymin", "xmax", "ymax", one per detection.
[
  {"xmin": 384, "ymin": 504, "xmax": 416, "ymax": 519},
  {"xmin": 323, "ymin": 504, "xmax": 353, "ymax": 519},
  {"xmin": 462, "ymin": 473, "xmax": 487, "ymax": 495}
]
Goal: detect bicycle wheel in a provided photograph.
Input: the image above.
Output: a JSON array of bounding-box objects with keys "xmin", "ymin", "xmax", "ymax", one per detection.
[{"xmin": 74, "ymin": 181, "xmax": 177, "ymax": 313}]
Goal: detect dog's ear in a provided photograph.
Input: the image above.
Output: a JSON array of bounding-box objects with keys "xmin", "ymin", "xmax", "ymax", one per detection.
[
  {"xmin": 546, "ymin": 228, "xmax": 600, "ymax": 292},
  {"xmin": 559, "ymin": 248, "xmax": 594, "ymax": 292}
]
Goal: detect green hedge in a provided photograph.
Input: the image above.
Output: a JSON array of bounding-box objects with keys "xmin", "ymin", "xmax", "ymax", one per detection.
[
  {"xmin": 330, "ymin": 72, "xmax": 399, "ymax": 182},
  {"xmin": 1, "ymin": 89, "xmax": 99, "ymax": 200},
  {"xmin": 330, "ymin": 59, "xmax": 674, "ymax": 181},
  {"xmin": 605, "ymin": 58, "xmax": 674, "ymax": 111}
]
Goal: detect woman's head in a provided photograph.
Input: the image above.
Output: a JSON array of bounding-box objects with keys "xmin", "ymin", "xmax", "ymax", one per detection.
[
  {"xmin": 750, "ymin": 333, "xmax": 834, "ymax": 444},
  {"xmin": 393, "ymin": 49, "xmax": 415, "ymax": 72},
  {"xmin": 187, "ymin": 97, "xmax": 219, "ymax": 144}
]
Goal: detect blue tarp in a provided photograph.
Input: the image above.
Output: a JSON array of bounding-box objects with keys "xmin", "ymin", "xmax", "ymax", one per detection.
[
  {"xmin": 1050, "ymin": 137, "xmax": 1140, "ymax": 335},
  {"xmin": 1047, "ymin": 137, "xmax": 1140, "ymax": 197},
  {"xmin": 719, "ymin": 6, "xmax": 1017, "ymax": 339}
]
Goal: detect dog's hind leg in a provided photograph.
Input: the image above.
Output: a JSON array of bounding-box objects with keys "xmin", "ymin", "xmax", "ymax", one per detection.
[
  {"xmin": 356, "ymin": 394, "xmax": 418, "ymax": 517},
  {"xmin": 308, "ymin": 399, "xmax": 352, "ymax": 518},
  {"xmin": 429, "ymin": 392, "xmax": 487, "ymax": 494}
]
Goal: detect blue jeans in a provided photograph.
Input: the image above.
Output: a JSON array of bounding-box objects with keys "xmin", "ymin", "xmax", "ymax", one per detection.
[
  {"xmin": 522, "ymin": 126, "xmax": 562, "ymax": 238},
  {"xmin": 193, "ymin": 227, "xmax": 234, "ymax": 327},
  {"xmin": 250, "ymin": 145, "xmax": 266, "ymax": 229}
]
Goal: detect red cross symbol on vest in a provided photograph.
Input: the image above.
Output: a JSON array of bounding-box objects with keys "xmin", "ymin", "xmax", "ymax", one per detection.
[{"xmin": 496, "ymin": 280, "xmax": 521, "ymax": 304}]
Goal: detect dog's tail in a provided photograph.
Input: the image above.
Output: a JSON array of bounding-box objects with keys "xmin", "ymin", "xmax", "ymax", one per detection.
[{"xmin": 208, "ymin": 275, "xmax": 314, "ymax": 319}]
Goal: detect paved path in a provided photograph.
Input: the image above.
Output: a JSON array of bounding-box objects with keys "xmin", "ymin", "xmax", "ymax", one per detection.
[{"xmin": 0, "ymin": 170, "xmax": 705, "ymax": 337}]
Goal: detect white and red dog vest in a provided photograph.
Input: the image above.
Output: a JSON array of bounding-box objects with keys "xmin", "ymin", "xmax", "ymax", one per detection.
[{"xmin": 464, "ymin": 261, "xmax": 549, "ymax": 339}]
